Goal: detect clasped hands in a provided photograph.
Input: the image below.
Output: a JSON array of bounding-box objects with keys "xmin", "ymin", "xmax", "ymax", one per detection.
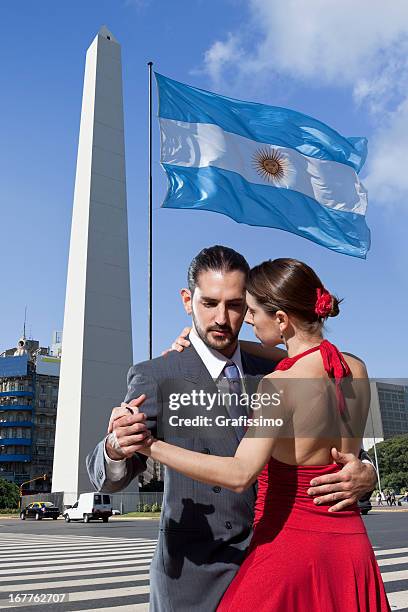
[
  {"xmin": 105, "ymin": 394, "xmax": 376, "ymax": 512},
  {"xmin": 105, "ymin": 394, "xmax": 154, "ymax": 461}
]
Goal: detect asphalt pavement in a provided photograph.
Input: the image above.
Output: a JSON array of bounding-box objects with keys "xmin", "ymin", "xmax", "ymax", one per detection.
[{"xmin": 0, "ymin": 512, "xmax": 406, "ymax": 611}]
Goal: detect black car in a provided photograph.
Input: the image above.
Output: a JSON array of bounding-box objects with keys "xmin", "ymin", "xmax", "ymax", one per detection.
[{"xmin": 20, "ymin": 502, "xmax": 60, "ymax": 520}]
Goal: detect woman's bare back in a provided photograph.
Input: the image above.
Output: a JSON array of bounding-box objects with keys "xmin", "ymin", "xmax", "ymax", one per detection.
[{"xmin": 262, "ymin": 348, "xmax": 370, "ymax": 466}]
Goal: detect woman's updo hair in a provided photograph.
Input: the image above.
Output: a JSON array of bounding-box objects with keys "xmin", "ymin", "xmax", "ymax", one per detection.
[{"xmin": 246, "ymin": 258, "xmax": 341, "ymax": 332}]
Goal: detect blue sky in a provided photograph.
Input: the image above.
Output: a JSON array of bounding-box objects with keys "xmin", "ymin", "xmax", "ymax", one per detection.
[{"xmin": 1, "ymin": 0, "xmax": 407, "ymax": 377}]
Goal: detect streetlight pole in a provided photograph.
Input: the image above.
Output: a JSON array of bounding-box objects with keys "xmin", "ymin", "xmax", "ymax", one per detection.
[{"xmin": 19, "ymin": 473, "xmax": 47, "ymax": 509}]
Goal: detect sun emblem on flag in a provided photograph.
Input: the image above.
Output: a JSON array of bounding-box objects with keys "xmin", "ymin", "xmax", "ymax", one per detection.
[{"xmin": 253, "ymin": 148, "xmax": 289, "ymax": 183}]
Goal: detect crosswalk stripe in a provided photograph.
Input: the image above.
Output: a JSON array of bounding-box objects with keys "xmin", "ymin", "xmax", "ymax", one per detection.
[
  {"xmin": 375, "ymin": 547, "xmax": 408, "ymax": 557},
  {"xmin": 377, "ymin": 555, "xmax": 408, "ymax": 567},
  {"xmin": 3, "ymin": 572, "xmax": 150, "ymax": 592},
  {"xmin": 0, "ymin": 542, "xmax": 155, "ymax": 553},
  {"xmin": 0, "ymin": 531, "xmax": 406, "ymax": 611},
  {"xmin": 0, "ymin": 546, "xmax": 156, "ymax": 560},
  {"xmin": 0, "ymin": 536, "xmax": 155, "ymax": 544},
  {"xmin": 0, "ymin": 531, "xmax": 154, "ymax": 610},
  {"xmin": 0, "ymin": 552, "xmax": 154, "ymax": 569},
  {"xmin": 0, "ymin": 565, "xmax": 151, "ymax": 583},
  {"xmin": 0, "ymin": 559, "xmax": 152, "ymax": 577},
  {"xmin": 0, "ymin": 545, "xmax": 155, "ymax": 557},
  {"xmin": 1, "ymin": 584, "xmax": 150, "ymax": 608},
  {"xmin": 80, "ymin": 606, "xmax": 148, "ymax": 612},
  {"xmin": 382, "ymin": 569, "xmax": 408, "ymax": 583},
  {"xmin": 0, "ymin": 533, "xmax": 154, "ymax": 541},
  {"xmin": 387, "ymin": 590, "xmax": 408, "ymax": 611}
]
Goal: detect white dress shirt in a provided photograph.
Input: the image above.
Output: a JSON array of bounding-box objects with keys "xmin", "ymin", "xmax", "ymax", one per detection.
[{"xmin": 103, "ymin": 327, "xmax": 244, "ymax": 481}]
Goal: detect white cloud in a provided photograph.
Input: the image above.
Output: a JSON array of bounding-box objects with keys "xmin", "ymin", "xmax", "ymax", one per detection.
[
  {"xmin": 203, "ymin": 33, "xmax": 243, "ymax": 85},
  {"xmin": 201, "ymin": 0, "xmax": 408, "ymax": 206},
  {"xmin": 365, "ymin": 99, "xmax": 408, "ymax": 204},
  {"xmin": 204, "ymin": 1, "xmax": 408, "ymax": 105}
]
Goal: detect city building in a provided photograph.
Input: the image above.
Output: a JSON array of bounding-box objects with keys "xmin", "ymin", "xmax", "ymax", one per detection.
[
  {"xmin": 0, "ymin": 335, "xmax": 61, "ymax": 493},
  {"xmin": 363, "ymin": 381, "xmax": 408, "ymax": 450}
]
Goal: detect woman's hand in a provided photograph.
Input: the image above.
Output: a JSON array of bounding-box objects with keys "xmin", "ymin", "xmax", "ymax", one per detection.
[
  {"xmin": 162, "ymin": 326, "xmax": 192, "ymax": 356},
  {"xmin": 105, "ymin": 395, "xmax": 154, "ymax": 459},
  {"xmin": 137, "ymin": 438, "xmax": 156, "ymax": 456}
]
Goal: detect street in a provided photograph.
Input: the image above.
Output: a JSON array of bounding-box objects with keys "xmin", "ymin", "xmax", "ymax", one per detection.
[{"xmin": 0, "ymin": 512, "xmax": 406, "ymax": 611}]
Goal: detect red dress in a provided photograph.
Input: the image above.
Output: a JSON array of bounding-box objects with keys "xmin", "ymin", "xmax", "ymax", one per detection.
[{"xmin": 217, "ymin": 341, "xmax": 390, "ymax": 612}]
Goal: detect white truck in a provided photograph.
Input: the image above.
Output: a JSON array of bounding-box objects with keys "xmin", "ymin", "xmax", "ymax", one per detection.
[{"xmin": 63, "ymin": 493, "xmax": 112, "ymax": 523}]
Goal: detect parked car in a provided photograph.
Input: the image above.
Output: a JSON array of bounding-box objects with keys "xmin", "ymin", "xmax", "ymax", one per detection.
[
  {"xmin": 20, "ymin": 501, "xmax": 60, "ymax": 521},
  {"xmin": 63, "ymin": 493, "xmax": 112, "ymax": 523}
]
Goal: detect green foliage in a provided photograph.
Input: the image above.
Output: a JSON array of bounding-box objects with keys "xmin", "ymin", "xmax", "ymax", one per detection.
[
  {"xmin": 368, "ymin": 434, "xmax": 408, "ymax": 492},
  {"xmin": 151, "ymin": 502, "xmax": 161, "ymax": 512},
  {"xmin": 0, "ymin": 479, "xmax": 20, "ymax": 509},
  {"xmin": 143, "ymin": 503, "xmax": 152, "ymax": 512}
]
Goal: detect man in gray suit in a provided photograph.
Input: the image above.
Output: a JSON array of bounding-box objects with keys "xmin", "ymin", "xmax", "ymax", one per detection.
[{"xmin": 87, "ymin": 245, "xmax": 377, "ymax": 612}]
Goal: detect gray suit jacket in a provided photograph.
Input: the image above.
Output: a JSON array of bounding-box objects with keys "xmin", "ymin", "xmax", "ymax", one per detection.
[{"xmin": 86, "ymin": 345, "xmax": 275, "ymax": 612}]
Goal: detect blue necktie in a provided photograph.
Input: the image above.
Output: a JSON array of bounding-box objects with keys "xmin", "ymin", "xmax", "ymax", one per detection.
[{"xmin": 223, "ymin": 362, "xmax": 245, "ymax": 441}]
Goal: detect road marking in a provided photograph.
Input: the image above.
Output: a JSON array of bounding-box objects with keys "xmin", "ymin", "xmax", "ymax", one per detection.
[
  {"xmin": 0, "ymin": 552, "xmax": 154, "ymax": 569},
  {"xmin": 0, "ymin": 543, "xmax": 156, "ymax": 553},
  {"xmin": 0, "ymin": 532, "xmax": 406, "ymax": 611},
  {"xmin": 2, "ymin": 572, "xmax": 150, "ymax": 592},
  {"xmin": 0, "ymin": 559, "xmax": 152, "ymax": 577},
  {"xmin": 381, "ymin": 570, "xmax": 408, "ymax": 583},
  {"xmin": 0, "ymin": 545, "xmax": 156, "ymax": 560},
  {"xmin": 0, "ymin": 564, "xmax": 151, "ymax": 582},
  {"xmin": 79, "ymin": 606, "xmax": 148, "ymax": 612},
  {"xmin": 375, "ymin": 547, "xmax": 408, "ymax": 557},
  {"xmin": 377, "ymin": 555, "xmax": 408, "ymax": 567},
  {"xmin": 387, "ymin": 590, "xmax": 408, "ymax": 611},
  {"xmin": 1, "ymin": 584, "xmax": 150, "ymax": 608}
]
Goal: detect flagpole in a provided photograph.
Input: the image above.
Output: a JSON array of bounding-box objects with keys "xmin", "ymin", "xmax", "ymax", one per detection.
[{"xmin": 148, "ymin": 61, "xmax": 153, "ymax": 360}]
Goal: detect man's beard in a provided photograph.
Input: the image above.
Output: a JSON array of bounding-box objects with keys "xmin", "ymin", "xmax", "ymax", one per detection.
[{"xmin": 192, "ymin": 310, "xmax": 239, "ymax": 351}]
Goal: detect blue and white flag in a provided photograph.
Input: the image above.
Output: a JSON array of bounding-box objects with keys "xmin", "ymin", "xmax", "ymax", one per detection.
[{"xmin": 156, "ymin": 73, "xmax": 370, "ymax": 258}]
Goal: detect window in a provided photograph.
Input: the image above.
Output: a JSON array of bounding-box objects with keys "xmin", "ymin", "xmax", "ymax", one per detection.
[
  {"xmin": 103, "ymin": 495, "xmax": 111, "ymax": 504},
  {"xmin": 94, "ymin": 494, "xmax": 102, "ymax": 505}
]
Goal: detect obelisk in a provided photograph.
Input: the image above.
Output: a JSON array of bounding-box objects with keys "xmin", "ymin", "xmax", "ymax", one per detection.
[{"xmin": 52, "ymin": 27, "xmax": 133, "ymax": 501}]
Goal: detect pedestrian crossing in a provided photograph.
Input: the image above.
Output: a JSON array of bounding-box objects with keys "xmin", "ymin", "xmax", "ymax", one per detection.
[
  {"xmin": 374, "ymin": 545, "xmax": 408, "ymax": 611},
  {"xmin": 0, "ymin": 533, "xmax": 406, "ymax": 611},
  {"xmin": 0, "ymin": 532, "xmax": 154, "ymax": 610}
]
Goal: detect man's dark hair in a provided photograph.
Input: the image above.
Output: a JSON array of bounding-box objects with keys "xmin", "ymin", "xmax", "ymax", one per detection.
[{"xmin": 187, "ymin": 245, "xmax": 250, "ymax": 293}]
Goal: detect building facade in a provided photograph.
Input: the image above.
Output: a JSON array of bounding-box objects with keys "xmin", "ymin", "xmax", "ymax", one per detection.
[
  {"xmin": 363, "ymin": 381, "xmax": 408, "ymax": 451},
  {"xmin": 0, "ymin": 336, "xmax": 60, "ymax": 493}
]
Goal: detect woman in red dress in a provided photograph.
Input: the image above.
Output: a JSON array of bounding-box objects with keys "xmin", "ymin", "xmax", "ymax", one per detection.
[{"xmin": 139, "ymin": 258, "xmax": 390, "ymax": 612}]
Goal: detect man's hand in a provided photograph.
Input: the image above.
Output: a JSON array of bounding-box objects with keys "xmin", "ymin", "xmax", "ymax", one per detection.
[
  {"xmin": 307, "ymin": 448, "xmax": 377, "ymax": 512},
  {"xmin": 105, "ymin": 395, "xmax": 153, "ymax": 460},
  {"xmin": 161, "ymin": 326, "xmax": 192, "ymax": 356}
]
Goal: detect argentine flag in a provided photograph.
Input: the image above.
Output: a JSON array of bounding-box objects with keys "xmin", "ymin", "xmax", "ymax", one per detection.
[{"xmin": 156, "ymin": 73, "xmax": 370, "ymax": 259}]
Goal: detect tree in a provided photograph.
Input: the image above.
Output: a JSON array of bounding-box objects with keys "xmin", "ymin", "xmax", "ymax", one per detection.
[
  {"xmin": 0, "ymin": 479, "xmax": 20, "ymax": 509},
  {"xmin": 368, "ymin": 434, "xmax": 408, "ymax": 492}
]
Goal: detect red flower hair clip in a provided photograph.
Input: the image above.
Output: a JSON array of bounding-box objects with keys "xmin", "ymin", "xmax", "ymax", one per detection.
[{"xmin": 315, "ymin": 288, "xmax": 333, "ymax": 317}]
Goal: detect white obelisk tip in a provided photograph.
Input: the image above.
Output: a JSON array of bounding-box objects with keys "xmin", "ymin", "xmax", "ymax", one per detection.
[{"xmin": 98, "ymin": 25, "xmax": 118, "ymax": 43}]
